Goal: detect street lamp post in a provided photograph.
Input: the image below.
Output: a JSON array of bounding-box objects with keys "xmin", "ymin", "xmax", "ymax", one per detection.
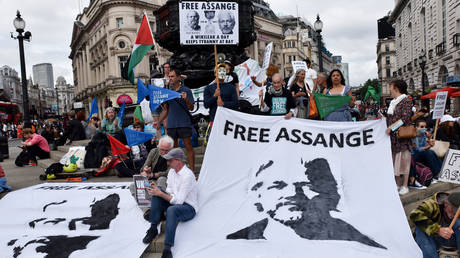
[
  {"xmin": 419, "ymin": 50, "xmax": 429, "ymax": 110},
  {"xmin": 314, "ymin": 15, "xmax": 323, "ymax": 72},
  {"xmin": 11, "ymin": 10, "xmax": 32, "ymax": 128}
]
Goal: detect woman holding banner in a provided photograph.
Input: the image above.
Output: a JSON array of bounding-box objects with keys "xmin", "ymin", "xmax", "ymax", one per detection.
[
  {"xmin": 385, "ymin": 79, "xmax": 413, "ymax": 195},
  {"xmin": 289, "ymin": 69, "xmax": 311, "ymax": 119},
  {"xmin": 322, "ymin": 69, "xmax": 353, "ymax": 122}
]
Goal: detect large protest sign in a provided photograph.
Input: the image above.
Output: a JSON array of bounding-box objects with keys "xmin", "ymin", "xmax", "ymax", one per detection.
[
  {"xmin": 234, "ymin": 58, "xmax": 266, "ymax": 105},
  {"xmin": 179, "ymin": 1, "xmax": 239, "ymax": 45},
  {"xmin": 0, "ymin": 183, "xmax": 149, "ymax": 258},
  {"xmin": 432, "ymin": 91, "xmax": 448, "ymax": 119},
  {"xmin": 439, "ymin": 149, "xmax": 460, "ymax": 184},
  {"xmin": 292, "ymin": 60, "xmax": 307, "ymax": 73},
  {"xmin": 173, "ymin": 108, "xmax": 421, "ymax": 258}
]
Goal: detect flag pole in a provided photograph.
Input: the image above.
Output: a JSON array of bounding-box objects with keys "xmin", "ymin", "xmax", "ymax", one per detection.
[
  {"xmin": 449, "ymin": 208, "xmax": 460, "ymax": 230},
  {"xmin": 432, "ymin": 119, "xmax": 440, "ymax": 141},
  {"xmin": 213, "ymin": 44, "xmax": 222, "ymax": 102}
]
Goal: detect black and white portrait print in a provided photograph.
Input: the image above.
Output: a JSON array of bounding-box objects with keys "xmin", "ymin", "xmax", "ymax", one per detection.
[{"xmin": 226, "ymin": 158, "xmax": 386, "ymax": 250}]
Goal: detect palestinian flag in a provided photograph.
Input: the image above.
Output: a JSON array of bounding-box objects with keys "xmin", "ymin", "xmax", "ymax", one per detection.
[{"xmin": 122, "ymin": 13, "xmax": 155, "ymax": 84}]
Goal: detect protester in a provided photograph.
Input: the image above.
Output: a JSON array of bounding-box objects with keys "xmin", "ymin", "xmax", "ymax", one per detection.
[
  {"xmin": 323, "ymin": 69, "xmax": 354, "ymax": 122},
  {"xmin": 436, "ymin": 115, "xmax": 456, "ymax": 146},
  {"xmin": 259, "ymin": 73, "xmax": 296, "ymax": 119},
  {"xmin": 410, "ymin": 192, "xmax": 460, "ymax": 257},
  {"xmin": 142, "ymin": 148, "xmax": 198, "ymax": 258},
  {"xmin": 85, "ymin": 116, "xmax": 100, "ymax": 139},
  {"xmin": 141, "ymin": 135, "xmax": 174, "ymax": 189},
  {"xmin": 41, "ymin": 124, "xmax": 55, "ymax": 149},
  {"xmin": 385, "ymin": 79, "xmax": 413, "ymax": 195},
  {"xmin": 163, "ymin": 62, "xmax": 171, "ymax": 87},
  {"xmin": 115, "ymin": 122, "xmax": 153, "ymax": 177},
  {"xmin": 303, "ymin": 58, "xmax": 317, "ymax": 91},
  {"xmin": 224, "ymin": 60, "xmax": 240, "ymax": 98},
  {"xmin": 251, "ymin": 64, "xmax": 279, "ymax": 90},
  {"xmin": 411, "ymin": 119, "xmax": 442, "ymax": 186},
  {"xmin": 65, "ymin": 110, "xmax": 86, "ymax": 145},
  {"xmin": 19, "ymin": 128, "xmax": 50, "ymax": 166},
  {"xmin": 289, "ymin": 69, "xmax": 311, "ymax": 119},
  {"xmin": 204, "ymin": 64, "xmax": 239, "ymax": 122},
  {"xmin": 156, "ymin": 68, "xmax": 195, "ymax": 172},
  {"xmin": 101, "ymin": 107, "xmax": 121, "ymax": 136},
  {"xmin": 314, "ymin": 72, "xmax": 328, "ymax": 94}
]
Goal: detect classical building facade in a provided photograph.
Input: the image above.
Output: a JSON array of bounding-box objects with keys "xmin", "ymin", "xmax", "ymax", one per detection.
[
  {"xmin": 32, "ymin": 63, "xmax": 54, "ymax": 89},
  {"xmin": 389, "ymin": 0, "xmax": 460, "ymax": 111},
  {"xmin": 70, "ymin": 0, "xmax": 168, "ymax": 118},
  {"xmin": 376, "ymin": 38, "xmax": 396, "ymax": 97},
  {"xmin": 245, "ymin": 1, "xmax": 284, "ymax": 76},
  {"xmin": 0, "ymin": 66, "xmax": 22, "ymax": 108},
  {"xmin": 55, "ymin": 76, "xmax": 75, "ymax": 115}
]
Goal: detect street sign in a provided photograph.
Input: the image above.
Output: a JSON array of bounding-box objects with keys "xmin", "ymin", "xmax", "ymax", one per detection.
[
  {"xmin": 432, "ymin": 91, "xmax": 448, "ymax": 119},
  {"xmin": 438, "ymin": 149, "xmax": 460, "ymax": 184},
  {"xmin": 73, "ymin": 102, "xmax": 83, "ymax": 109},
  {"xmin": 179, "ymin": 1, "xmax": 239, "ymax": 45},
  {"xmin": 261, "ymin": 42, "xmax": 273, "ymax": 70}
]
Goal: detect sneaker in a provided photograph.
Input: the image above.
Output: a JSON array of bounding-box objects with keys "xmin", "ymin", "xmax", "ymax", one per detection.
[
  {"xmin": 142, "ymin": 226, "xmax": 158, "ymax": 244},
  {"xmin": 431, "ymin": 179, "xmax": 439, "ymax": 184},
  {"xmin": 161, "ymin": 249, "xmax": 172, "ymax": 258},
  {"xmin": 409, "ymin": 181, "xmax": 427, "ymax": 190},
  {"xmin": 399, "ymin": 186, "xmax": 409, "ymax": 195},
  {"xmin": 29, "ymin": 160, "xmax": 37, "ymax": 167}
]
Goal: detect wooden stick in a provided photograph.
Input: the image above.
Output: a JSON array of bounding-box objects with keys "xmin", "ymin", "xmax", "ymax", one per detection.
[
  {"xmin": 432, "ymin": 119, "xmax": 440, "ymax": 141},
  {"xmin": 449, "ymin": 207, "xmax": 460, "ymax": 229},
  {"xmin": 213, "ymin": 44, "xmax": 222, "ymax": 102},
  {"xmin": 117, "ymin": 155, "xmax": 128, "ymax": 168}
]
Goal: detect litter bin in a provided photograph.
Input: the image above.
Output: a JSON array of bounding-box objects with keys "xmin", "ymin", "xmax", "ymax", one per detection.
[{"xmin": 0, "ymin": 136, "xmax": 9, "ymax": 159}]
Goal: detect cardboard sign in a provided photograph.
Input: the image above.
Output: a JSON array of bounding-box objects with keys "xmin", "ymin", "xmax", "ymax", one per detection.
[
  {"xmin": 179, "ymin": 1, "xmax": 239, "ymax": 45},
  {"xmin": 439, "ymin": 149, "xmax": 460, "ymax": 184},
  {"xmin": 262, "ymin": 42, "xmax": 273, "ymax": 70},
  {"xmin": 292, "ymin": 61, "xmax": 307, "ymax": 73},
  {"xmin": 432, "ymin": 91, "xmax": 448, "ymax": 119}
]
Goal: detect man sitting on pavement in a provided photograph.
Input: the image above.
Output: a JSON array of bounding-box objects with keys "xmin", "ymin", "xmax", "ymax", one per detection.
[
  {"xmin": 410, "ymin": 192, "xmax": 460, "ymax": 257},
  {"xmin": 143, "ymin": 148, "xmax": 198, "ymax": 258},
  {"xmin": 259, "ymin": 73, "xmax": 296, "ymax": 119},
  {"xmin": 140, "ymin": 135, "xmax": 174, "ymax": 190},
  {"xmin": 20, "ymin": 128, "xmax": 50, "ymax": 166}
]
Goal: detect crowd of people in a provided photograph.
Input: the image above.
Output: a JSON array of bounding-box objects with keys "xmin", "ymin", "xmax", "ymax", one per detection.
[{"xmin": 7, "ymin": 58, "xmax": 460, "ymax": 258}]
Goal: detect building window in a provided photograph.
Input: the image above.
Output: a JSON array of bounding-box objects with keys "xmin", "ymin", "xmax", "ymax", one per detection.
[
  {"xmin": 288, "ymin": 56, "xmax": 292, "ymax": 63},
  {"xmin": 287, "ymin": 41, "xmax": 291, "ymax": 48},
  {"xmin": 385, "ymin": 56, "xmax": 390, "ymax": 65},
  {"xmin": 119, "ymin": 56, "xmax": 128, "ymax": 75},
  {"xmin": 441, "ymin": 0, "xmax": 446, "ymax": 43},
  {"xmin": 385, "ymin": 44, "xmax": 390, "ymax": 52},
  {"xmin": 116, "ymin": 18, "xmax": 124, "ymax": 29},
  {"xmin": 386, "ymin": 69, "xmax": 391, "ymax": 78},
  {"xmin": 118, "ymin": 41, "xmax": 126, "ymax": 49}
]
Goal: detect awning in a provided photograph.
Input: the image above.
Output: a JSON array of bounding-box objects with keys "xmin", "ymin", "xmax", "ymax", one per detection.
[
  {"xmin": 420, "ymin": 87, "xmax": 460, "ymax": 99},
  {"xmin": 116, "ymin": 94, "xmax": 133, "ymax": 104},
  {"xmin": 452, "ymin": 91, "xmax": 460, "ymax": 97}
]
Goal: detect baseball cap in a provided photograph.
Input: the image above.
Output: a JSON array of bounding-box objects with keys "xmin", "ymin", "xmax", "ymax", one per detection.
[
  {"xmin": 440, "ymin": 115, "xmax": 455, "ymax": 124},
  {"xmin": 161, "ymin": 148, "xmax": 186, "ymax": 161}
]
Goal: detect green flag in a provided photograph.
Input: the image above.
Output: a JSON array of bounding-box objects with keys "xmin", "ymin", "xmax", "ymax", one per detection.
[
  {"xmin": 363, "ymin": 85, "xmax": 381, "ymax": 103},
  {"xmin": 133, "ymin": 105, "xmax": 144, "ymax": 123},
  {"xmin": 314, "ymin": 93, "xmax": 352, "ymax": 119}
]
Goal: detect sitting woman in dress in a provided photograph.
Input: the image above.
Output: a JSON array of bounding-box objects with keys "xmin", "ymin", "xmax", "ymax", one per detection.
[{"xmin": 322, "ymin": 69, "xmax": 354, "ymax": 122}]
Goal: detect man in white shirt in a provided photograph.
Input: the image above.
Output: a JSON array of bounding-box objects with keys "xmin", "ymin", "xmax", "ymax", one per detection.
[
  {"xmin": 304, "ymin": 58, "xmax": 317, "ymax": 91},
  {"xmin": 143, "ymin": 148, "xmax": 198, "ymax": 258}
]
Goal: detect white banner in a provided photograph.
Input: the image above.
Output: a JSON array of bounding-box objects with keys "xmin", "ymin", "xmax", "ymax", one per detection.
[
  {"xmin": 174, "ymin": 108, "xmax": 421, "ymax": 258},
  {"xmin": 179, "ymin": 1, "xmax": 239, "ymax": 45},
  {"xmin": 235, "ymin": 59, "xmax": 266, "ymax": 106},
  {"xmin": 432, "ymin": 91, "xmax": 448, "ymax": 119},
  {"xmin": 439, "ymin": 149, "xmax": 460, "ymax": 184},
  {"xmin": 292, "ymin": 61, "xmax": 307, "ymax": 73},
  {"xmin": 262, "ymin": 42, "xmax": 273, "ymax": 70},
  {"xmin": 0, "ymin": 183, "xmax": 149, "ymax": 258}
]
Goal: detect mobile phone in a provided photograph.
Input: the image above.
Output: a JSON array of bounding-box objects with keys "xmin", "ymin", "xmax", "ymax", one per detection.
[{"xmin": 144, "ymin": 182, "xmax": 152, "ymax": 188}]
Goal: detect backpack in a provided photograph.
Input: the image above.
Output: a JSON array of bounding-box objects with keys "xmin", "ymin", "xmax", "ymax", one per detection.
[
  {"xmin": 15, "ymin": 151, "xmax": 29, "ymax": 167},
  {"xmin": 413, "ymin": 159, "xmax": 433, "ymax": 186},
  {"xmin": 45, "ymin": 163, "xmax": 63, "ymax": 175},
  {"xmin": 84, "ymin": 133, "xmax": 109, "ymax": 168}
]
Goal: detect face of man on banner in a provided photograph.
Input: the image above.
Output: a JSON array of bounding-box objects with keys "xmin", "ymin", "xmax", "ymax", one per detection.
[
  {"xmin": 218, "ymin": 11, "xmax": 235, "ymax": 34},
  {"xmin": 187, "ymin": 11, "xmax": 200, "ymax": 31}
]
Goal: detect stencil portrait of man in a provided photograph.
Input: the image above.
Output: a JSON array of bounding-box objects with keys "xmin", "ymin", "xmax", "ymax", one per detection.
[
  {"xmin": 217, "ymin": 11, "xmax": 235, "ymax": 34},
  {"xmin": 186, "ymin": 11, "xmax": 201, "ymax": 31},
  {"xmin": 227, "ymin": 158, "xmax": 386, "ymax": 250}
]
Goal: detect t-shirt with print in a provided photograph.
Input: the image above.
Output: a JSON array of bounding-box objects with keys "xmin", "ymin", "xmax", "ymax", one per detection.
[
  {"xmin": 263, "ymin": 88, "xmax": 296, "ymax": 115},
  {"xmin": 166, "ymin": 85, "xmax": 195, "ymax": 129}
]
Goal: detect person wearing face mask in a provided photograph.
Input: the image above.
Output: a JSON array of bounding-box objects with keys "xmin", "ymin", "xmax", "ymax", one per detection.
[
  {"xmin": 204, "ymin": 64, "xmax": 239, "ymax": 123},
  {"xmin": 411, "ymin": 119, "xmax": 442, "ymax": 185},
  {"xmin": 259, "ymin": 73, "xmax": 296, "ymax": 119}
]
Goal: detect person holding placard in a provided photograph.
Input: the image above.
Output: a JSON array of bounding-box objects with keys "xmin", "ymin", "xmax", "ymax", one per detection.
[
  {"xmin": 436, "ymin": 115, "xmax": 456, "ymax": 146},
  {"xmin": 251, "ymin": 64, "xmax": 279, "ymax": 91},
  {"xmin": 410, "ymin": 192, "xmax": 460, "ymax": 257},
  {"xmin": 385, "ymin": 79, "xmax": 413, "ymax": 195}
]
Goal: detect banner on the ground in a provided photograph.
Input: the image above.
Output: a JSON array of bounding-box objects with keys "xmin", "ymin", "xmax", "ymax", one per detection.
[
  {"xmin": 432, "ymin": 91, "xmax": 448, "ymax": 119},
  {"xmin": 0, "ymin": 182, "xmax": 149, "ymax": 258},
  {"xmin": 173, "ymin": 107, "xmax": 421, "ymax": 258},
  {"xmin": 439, "ymin": 149, "xmax": 460, "ymax": 184},
  {"xmin": 179, "ymin": 1, "xmax": 239, "ymax": 45}
]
